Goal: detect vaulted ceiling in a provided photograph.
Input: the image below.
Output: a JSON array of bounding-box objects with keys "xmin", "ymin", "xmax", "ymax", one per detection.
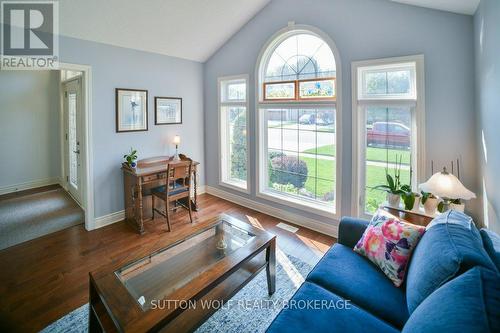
[
  {"xmin": 391, "ymin": 0, "xmax": 480, "ymax": 15},
  {"xmin": 59, "ymin": 0, "xmax": 271, "ymax": 62},
  {"xmin": 59, "ymin": 0, "xmax": 479, "ymax": 63}
]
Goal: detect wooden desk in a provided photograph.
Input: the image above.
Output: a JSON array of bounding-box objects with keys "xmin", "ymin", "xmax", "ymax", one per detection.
[{"xmin": 122, "ymin": 156, "xmax": 200, "ymax": 234}]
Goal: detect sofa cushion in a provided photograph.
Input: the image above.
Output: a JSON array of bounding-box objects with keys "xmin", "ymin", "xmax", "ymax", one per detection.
[
  {"xmin": 266, "ymin": 281, "xmax": 399, "ymax": 333},
  {"xmin": 307, "ymin": 244, "xmax": 409, "ymax": 328},
  {"xmin": 480, "ymin": 228, "xmax": 500, "ymax": 272},
  {"xmin": 354, "ymin": 210, "xmax": 426, "ymax": 287},
  {"xmin": 402, "ymin": 267, "xmax": 500, "ymax": 333},
  {"xmin": 406, "ymin": 210, "xmax": 496, "ymax": 313}
]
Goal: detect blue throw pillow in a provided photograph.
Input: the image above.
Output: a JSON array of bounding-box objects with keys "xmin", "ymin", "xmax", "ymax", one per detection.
[
  {"xmin": 480, "ymin": 228, "xmax": 500, "ymax": 272},
  {"xmin": 403, "ymin": 267, "xmax": 500, "ymax": 333},
  {"xmin": 406, "ymin": 210, "xmax": 496, "ymax": 313}
]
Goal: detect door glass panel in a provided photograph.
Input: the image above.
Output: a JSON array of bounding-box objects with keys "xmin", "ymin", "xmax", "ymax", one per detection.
[
  {"xmin": 68, "ymin": 92, "xmax": 78, "ymax": 188},
  {"xmin": 364, "ymin": 106, "xmax": 412, "ymax": 214}
]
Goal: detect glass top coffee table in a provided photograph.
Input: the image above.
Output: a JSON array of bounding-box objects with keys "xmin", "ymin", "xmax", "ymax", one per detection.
[{"xmin": 89, "ymin": 214, "xmax": 276, "ymax": 332}]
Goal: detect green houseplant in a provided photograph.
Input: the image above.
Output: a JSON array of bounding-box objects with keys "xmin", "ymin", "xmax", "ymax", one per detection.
[
  {"xmin": 123, "ymin": 148, "xmax": 138, "ymax": 168},
  {"xmin": 421, "ymin": 191, "xmax": 439, "ymax": 215},
  {"xmin": 372, "ymin": 154, "xmax": 405, "ymax": 208},
  {"xmin": 400, "ymin": 167, "xmax": 421, "ymax": 211}
]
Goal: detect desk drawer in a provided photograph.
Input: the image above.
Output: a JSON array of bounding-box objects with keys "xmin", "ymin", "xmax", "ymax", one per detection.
[
  {"xmin": 142, "ymin": 172, "xmax": 167, "ymax": 183},
  {"xmin": 142, "ymin": 174, "xmax": 159, "ymax": 183}
]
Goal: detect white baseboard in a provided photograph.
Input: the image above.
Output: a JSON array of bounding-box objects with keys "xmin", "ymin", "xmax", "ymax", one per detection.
[
  {"xmin": 205, "ymin": 186, "xmax": 338, "ymax": 238},
  {"xmin": 94, "ymin": 210, "xmax": 125, "ymax": 229},
  {"xmin": 0, "ymin": 177, "xmax": 60, "ymax": 196},
  {"xmin": 197, "ymin": 185, "xmax": 207, "ymax": 195},
  {"xmin": 93, "ymin": 184, "xmax": 207, "ymax": 230}
]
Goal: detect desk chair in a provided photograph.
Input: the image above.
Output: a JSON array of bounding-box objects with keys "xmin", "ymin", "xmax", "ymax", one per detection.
[{"xmin": 151, "ymin": 160, "xmax": 193, "ymax": 231}]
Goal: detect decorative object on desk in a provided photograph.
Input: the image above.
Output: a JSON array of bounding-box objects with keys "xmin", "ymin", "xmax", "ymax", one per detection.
[
  {"xmin": 421, "ymin": 191, "xmax": 439, "ymax": 215},
  {"xmin": 419, "ymin": 167, "xmax": 476, "ymax": 212},
  {"xmin": 116, "ymin": 88, "xmax": 148, "ymax": 132},
  {"xmin": 123, "ymin": 148, "xmax": 138, "ymax": 168},
  {"xmin": 372, "ymin": 154, "xmax": 405, "ymax": 208},
  {"xmin": 172, "ymin": 135, "xmax": 181, "ymax": 161},
  {"xmin": 215, "ymin": 223, "xmax": 228, "ymax": 250},
  {"xmin": 155, "ymin": 97, "xmax": 182, "ymax": 125}
]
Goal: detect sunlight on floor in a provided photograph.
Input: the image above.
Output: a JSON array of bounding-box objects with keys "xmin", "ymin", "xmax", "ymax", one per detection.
[
  {"xmin": 245, "ymin": 215, "xmax": 264, "ymax": 230},
  {"xmin": 296, "ymin": 234, "xmax": 330, "ymax": 254},
  {"xmin": 277, "ymin": 247, "xmax": 305, "ymax": 288}
]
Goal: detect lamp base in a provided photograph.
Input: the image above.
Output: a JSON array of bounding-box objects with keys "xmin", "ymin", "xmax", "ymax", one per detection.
[{"xmin": 172, "ymin": 154, "xmax": 180, "ymax": 161}]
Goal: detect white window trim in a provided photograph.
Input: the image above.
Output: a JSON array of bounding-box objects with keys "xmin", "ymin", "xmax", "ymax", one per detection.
[
  {"xmin": 351, "ymin": 55, "xmax": 426, "ymax": 219},
  {"xmin": 254, "ymin": 24, "xmax": 342, "ymax": 220},
  {"xmin": 218, "ymin": 74, "xmax": 250, "ymax": 194}
]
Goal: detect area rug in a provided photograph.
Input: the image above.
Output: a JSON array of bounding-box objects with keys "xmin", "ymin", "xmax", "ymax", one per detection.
[{"xmin": 41, "ymin": 251, "xmax": 316, "ymax": 333}]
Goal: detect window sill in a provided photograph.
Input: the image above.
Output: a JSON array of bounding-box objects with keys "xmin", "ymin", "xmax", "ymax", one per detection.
[
  {"xmin": 219, "ymin": 179, "xmax": 250, "ymax": 194},
  {"xmin": 256, "ymin": 189, "xmax": 337, "ymax": 219}
]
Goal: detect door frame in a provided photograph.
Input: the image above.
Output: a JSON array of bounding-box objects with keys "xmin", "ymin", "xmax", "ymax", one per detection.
[{"xmin": 59, "ymin": 62, "xmax": 95, "ymax": 230}]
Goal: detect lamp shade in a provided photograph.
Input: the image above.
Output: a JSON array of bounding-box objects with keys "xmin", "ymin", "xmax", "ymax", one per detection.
[
  {"xmin": 419, "ymin": 169, "xmax": 476, "ymax": 200},
  {"xmin": 173, "ymin": 135, "xmax": 181, "ymax": 145}
]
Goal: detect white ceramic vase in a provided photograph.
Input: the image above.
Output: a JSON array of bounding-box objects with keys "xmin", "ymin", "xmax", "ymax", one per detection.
[
  {"xmin": 450, "ymin": 203, "xmax": 465, "ymax": 212},
  {"xmin": 387, "ymin": 193, "xmax": 401, "ymax": 208},
  {"xmin": 411, "ymin": 196, "xmax": 421, "ymax": 212},
  {"xmin": 423, "ymin": 197, "xmax": 439, "ymax": 215}
]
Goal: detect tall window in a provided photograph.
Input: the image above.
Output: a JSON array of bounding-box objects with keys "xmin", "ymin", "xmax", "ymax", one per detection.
[
  {"xmin": 257, "ymin": 28, "xmax": 340, "ymax": 217},
  {"xmin": 219, "ymin": 75, "xmax": 249, "ymax": 192},
  {"xmin": 352, "ymin": 56, "xmax": 425, "ymax": 218}
]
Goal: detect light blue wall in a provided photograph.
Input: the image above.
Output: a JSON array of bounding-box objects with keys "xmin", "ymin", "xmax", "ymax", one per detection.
[
  {"xmin": 474, "ymin": 0, "xmax": 500, "ymax": 233},
  {"xmin": 204, "ymin": 0, "xmax": 479, "ymax": 223},
  {"xmin": 0, "ymin": 70, "xmax": 61, "ymax": 189},
  {"xmin": 58, "ymin": 36, "xmax": 205, "ymax": 218}
]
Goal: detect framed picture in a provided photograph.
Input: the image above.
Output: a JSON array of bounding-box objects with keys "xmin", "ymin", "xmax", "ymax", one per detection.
[
  {"xmin": 115, "ymin": 88, "xmax": 148, "ymax": 132},
  {"xmin": 155, "ymin": 97, "xmax": 182, "ymax": 125}
]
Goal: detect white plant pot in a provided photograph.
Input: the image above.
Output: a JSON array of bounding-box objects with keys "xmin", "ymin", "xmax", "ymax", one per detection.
[
  {"xmin": 423, "ymin": 197, "xmax": 439, "ymax": 216},
  {"xmin": 411, "ymin": 196, "xmax": 421, "ymax": 212},
  {"xmin": 450, "ymin": 203, "xmax": 465, "ymax": 212},
  {"xmin": 387, "ymin": 193, "xmax": 401, "ymax": 208}
]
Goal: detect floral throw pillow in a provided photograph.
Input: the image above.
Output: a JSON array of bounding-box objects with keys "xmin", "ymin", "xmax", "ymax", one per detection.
[{"xmin": 354, "ymin": 210, "xmax": 426, "ymax": 287}]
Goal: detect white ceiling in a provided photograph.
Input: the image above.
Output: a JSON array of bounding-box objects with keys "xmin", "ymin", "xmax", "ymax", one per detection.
[
  {"xmin": 391, "ymin": 0, "xmax": 480, "ymax": 15},
  {"xmin": 59, "ymin": 0, "xmax": 479, "ymax": 63},
  {"xmin": 59, "ymin": 0, "xmax": 270, "ymax": 63}
]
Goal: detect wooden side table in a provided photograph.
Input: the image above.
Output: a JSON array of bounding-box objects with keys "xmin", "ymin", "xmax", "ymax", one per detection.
[{"xmin": 380, "ymin": 206, "xmax": 434, "ymax": 227}]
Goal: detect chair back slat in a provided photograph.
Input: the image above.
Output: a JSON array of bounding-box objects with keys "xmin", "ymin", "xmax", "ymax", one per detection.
[{"xmin": 166, "ymin": 160, "xmax": 192, "ymax": 194}]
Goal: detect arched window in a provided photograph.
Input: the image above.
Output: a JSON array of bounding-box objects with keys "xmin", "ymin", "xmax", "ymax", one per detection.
[{"xmin": 256, "ymin": 27, "xmax": 341, "ymax": 217}]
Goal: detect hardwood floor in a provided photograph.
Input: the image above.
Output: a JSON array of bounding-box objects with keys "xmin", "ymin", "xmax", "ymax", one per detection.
[{"xmin": 0, "ymin": 193, "xmax": 335, "ymax": 332}]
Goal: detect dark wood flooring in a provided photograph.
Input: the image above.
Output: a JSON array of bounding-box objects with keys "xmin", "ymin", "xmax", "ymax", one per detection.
[{"xmin": 0, "ymin": 193, "xmax": 335, "ymax": 332}]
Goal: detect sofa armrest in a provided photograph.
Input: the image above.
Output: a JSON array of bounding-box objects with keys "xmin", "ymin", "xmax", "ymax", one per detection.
[{"xmin": 338, "ymin": 216, "xmax": 370, "ymax": 248}]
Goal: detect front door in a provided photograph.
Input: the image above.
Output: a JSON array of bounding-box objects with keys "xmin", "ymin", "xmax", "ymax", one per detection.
[{"xmin": 63, "ymin": 78, "xmax": 83, "ymax": 204}]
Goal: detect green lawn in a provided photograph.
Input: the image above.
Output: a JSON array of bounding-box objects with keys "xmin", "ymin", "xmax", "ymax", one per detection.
[
  {"xmin": 304, "ymin": 145, "xmax": 411, "ymax": 164},
  {"xmin": 268, "ymin": 145, "xmax": 411, "ymax": 210},
  {"xmin": 281, "ymin": 156, "xmax": 410, "ymax": 211}
]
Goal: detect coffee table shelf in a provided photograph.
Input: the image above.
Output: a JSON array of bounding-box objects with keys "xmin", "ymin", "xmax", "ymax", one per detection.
[{"xmin": 88, "ymin": 214, "xmax": 276, "ymax": 332}]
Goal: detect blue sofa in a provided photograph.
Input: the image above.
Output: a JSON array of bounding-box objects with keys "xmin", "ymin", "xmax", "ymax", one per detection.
[{"xmin": 267, "ymin": 211, "xmax": 500, "ymax": 333}]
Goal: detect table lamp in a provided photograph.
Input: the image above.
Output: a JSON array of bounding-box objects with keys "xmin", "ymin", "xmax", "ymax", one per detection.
[
  {"xmin": 419, "ymin": 167, "xmax": 476, "ymax": 211},
  {"xmin": 173, "ymin": 135, "xmax": 181, "ymax": 161}
]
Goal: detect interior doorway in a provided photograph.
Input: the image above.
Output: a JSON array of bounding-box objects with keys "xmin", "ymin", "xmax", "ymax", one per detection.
[
  {"xmin": 62, "ymin": 74, "xmax": 84, "ymax": 204},
  {"xmin": 59, "ymin": 63, "xmax": 94, "ymax": 230}
]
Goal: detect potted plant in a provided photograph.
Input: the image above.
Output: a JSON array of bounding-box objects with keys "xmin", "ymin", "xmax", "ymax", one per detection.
[
  {"xmin": 450, "ymin": 199, "xmax": 465, "ymax": 212},
  {"xmin": 438, "ymin": 198, "xmax": 463, "ymax": 213},
  {"xmin": 400, "ymin": 167, "xmax": 421, "ymax": 211},
  {"xmin": 401, "ymin": 185, "xmax": 421, "ymax": 211},
  {"xmin": 373, "ymin": 155, "xmax": 405, "ymax": 208},
  {"xmin": 123, "ymin": 148, "xmax": 138, "ymax": 168},
  {"xmin": 421, "ymin": 191, "xmax": 439, "ymax": 215}
]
